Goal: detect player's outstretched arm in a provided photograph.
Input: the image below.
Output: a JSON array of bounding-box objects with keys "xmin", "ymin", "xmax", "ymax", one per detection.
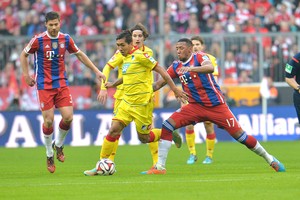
[
  {"xmin": 285, "ymin": 77, "xmax": 299, "ymax": 91},
  {"xmin": 105, "ymin": 78, "xmax": 123, "ymax": 88},
  {"xmin": 153, "ymin": 64, "xmax": 188, "ymax": 103},
  {"xmin": 97, "ymin": 65, "xmax": 113, "ymax": 105},
  {"xmin": 20, "ymin": 50, "xmax": 35, "ymax": 87},
  {"xmin": 178, "ymin": 60, "xmax": 214, "ymax": 74},
  {"xmin": 75, "ymin": 51, "xmax": 106, "ymax": 84},
  {"xmin": 152, "ymin": 78, "xmax": 167, "ymax": 92}
]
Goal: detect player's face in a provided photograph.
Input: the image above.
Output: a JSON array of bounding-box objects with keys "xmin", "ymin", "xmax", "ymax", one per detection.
[
  {"xmin": 176, "ymin": 42, "xmax": 192, "ymax": 62},
  {"xmin": 132, "ymin": 30, "xmax": 144, "ymax": 48},
  {"xmin": 116, "ymin": 38, "xmax": 132, "ymax": 56},
  {"xmin": 45, "ymin": 19, "xmax": 60, "ymax": 37},
  {"xmin": 191, "ymin": 40, "xmax": 204, "ymax": 53}
]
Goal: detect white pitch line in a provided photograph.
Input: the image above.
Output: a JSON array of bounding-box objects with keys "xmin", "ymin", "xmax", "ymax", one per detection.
[{"xmin": 0, "ymin": 177, "xmax": 260, "ymax": 187}]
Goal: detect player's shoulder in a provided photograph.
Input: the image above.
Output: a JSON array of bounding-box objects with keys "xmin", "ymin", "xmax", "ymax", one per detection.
[
  {"xmin": 33, "ymin": 31, "xmax": 47, "ymax": 39},
  {"xmin": 194, "ymin": 52, "xmax": 210, "ymax": 61},
  {"xmin": 207, "ymin": 53, "xmax": 216, "ymax": 60},
  {"xmin": 292, "ymin": 52, "xmax": 300, "ymax": 63},
  {"xmin": 113, "ymin": 50, "xmax": 123, "ymax": 57},
  {"xmin": 143, "ymin": 45, "xmax": 153, "ymax": 55}
]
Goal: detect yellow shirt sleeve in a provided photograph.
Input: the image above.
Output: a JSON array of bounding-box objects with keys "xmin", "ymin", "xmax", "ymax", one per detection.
[
  {"xmin": 103, "ymin": 50, "xmax": 124, "ymax": 99},
  {"xmin": 208, "ymin": 54, "xmax": 218, "ymax": 77},
  {"xmin": 100, "ymin": 64, "xmax": 112, "ymax": 90}
]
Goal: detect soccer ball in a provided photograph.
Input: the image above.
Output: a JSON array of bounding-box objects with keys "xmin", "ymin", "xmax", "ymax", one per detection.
[{"xmin": 96, "ymin": 158, "xmax": 116, "ymax": 175}]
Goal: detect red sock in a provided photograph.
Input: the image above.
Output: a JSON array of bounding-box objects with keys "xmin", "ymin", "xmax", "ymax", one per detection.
[
  {"xmin": 42, "ymin": 124, "xmax": 53, "ymax": 135},
  {"xmin": 207, "ymin": 132, "xmax": 216, "ymax": 140},
  {"xmin": 59, "ymin": 119, "xmax": 70, "ymax": 131}
]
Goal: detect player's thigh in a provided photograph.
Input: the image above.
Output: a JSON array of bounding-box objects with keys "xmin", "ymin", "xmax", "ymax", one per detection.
[
  {"xmin": 209, "ymin": 104, "xmax": 241, "ymax": 135},
  {"xmin": 113, "ymin": 98, "xmax": 122, "ymax": 114},
  {"xmin": 113, "ymin": 100, "xmax": 133, "ymax": 127},
  {"xmin": 133, "ymin": 104, "xmax": 153, "ymax": 134},
  {"xmin": 37, "ymin": 89, "xmax": 56, "ymax": 111},
  {"xmin": 58, "ymin": 106, "xmax": 73, "ymax": 122},
  {"xmin": 169, "ymin": 104, "xmax": 200, "ymax": 129},
  {"xmin": 55, "ymin": 87, "xmax": 73, "ymax": 108}
]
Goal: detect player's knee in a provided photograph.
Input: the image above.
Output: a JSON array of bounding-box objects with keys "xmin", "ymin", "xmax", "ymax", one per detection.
[
  {"xmin": 63, "ymin": 116, "xmax": 73, "ymax": 124},
  {"xmin": 44, "ymin": 118, "xmax": 54, "ymax": 127},
  {"xmin": 138, "ymin": 134, "xmax": 149, "ymax": 143},
  {"xmin": 186, "ymin": 124, "xmax": 194, "ymax": 131}
]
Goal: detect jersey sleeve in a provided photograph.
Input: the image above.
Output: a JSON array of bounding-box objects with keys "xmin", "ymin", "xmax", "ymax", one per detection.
[
  {"xmin": 24, "ymin": 36, "xmax": 39, "ymax": 54},
  {"xmin": 144, "ymin": 46, "xmax": 153, "ymax": 57},
  {"xmin": 139, "ymin": 52, "xmax": 157, "ymax": 70},
  {"xmin": 285, "ymin": 56, "xmax": 300, "ymax": 78},
  {"xmin": 107, "ymin": 50, "xmax": 123, "ymax": 69},
  {"xmin": 208, "ymin": 54, "xmax": 219, "ymax": 76},
  {"xmin": 167, "ymin": 63, "xmax": 178, "ymax": 79},
  {"xmin": 100, "ymin": 64, "xmax": 112, "ymax": 90},
  {"xmin": 67, "ymin": 36, "xmax": 80, "ymax": 54}
]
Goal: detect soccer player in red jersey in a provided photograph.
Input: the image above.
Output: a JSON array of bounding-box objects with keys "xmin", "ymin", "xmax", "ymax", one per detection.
[
  {"xmin": 144, "ymin": 38, "xmax": 285, "ymax": 174},
  {"xmin": 20, "ymin": 11, "xmax": 106, "ymax": 173}
]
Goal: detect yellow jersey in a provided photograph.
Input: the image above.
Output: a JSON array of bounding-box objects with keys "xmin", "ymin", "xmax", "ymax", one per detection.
[
  {"xmin": 207, "ymin": 54, "xmax": 218, "ymax": 77},
  {"xmin": 101, "ymin": 45, "xmax": 154, "ymax": 100},
  {"xmin": 122, "ymin": 48, "xmax": 157, "ymax": 105}
]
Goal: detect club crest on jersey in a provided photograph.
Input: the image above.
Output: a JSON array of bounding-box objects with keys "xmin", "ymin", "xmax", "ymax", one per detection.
[
  {"xmin": 141, "ymin": 124, "xmax": 151, "ymax": 131},
  {"xmin": 202, "ymin": 55, "xmax": 209, "ymax": 60},
  {"xmin": 122, "ymin": 63, "xmax": 130, "ymax": 73},
  {"xmin": 285, "ymin": 63, "xmax": 293, "ymax": 73},
  {"xmin": 52, "ymin": 42, "xmax": 58, "ymax": 49},
  {"xmin": 131, "ymin": 55, "xmax": 135, "ymax": 60},
  {"xmin": 149, "ymin": 57, "xmax": 156, "ymax": 64},
  {"xmin": 60, "ymin": 43, "xmax": 64, "ymax": 48}
]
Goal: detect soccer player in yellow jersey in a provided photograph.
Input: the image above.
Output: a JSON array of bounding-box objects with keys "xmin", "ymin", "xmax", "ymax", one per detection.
[
  {"xmin": 84, "ymin": 30, "xmax": 187, "ymax": 176},
  {"xmin": 96, "ymin": 23, "xmax": 161, "ymax": 167},
  {"xmin": 185, "ymin": 36, "xmax": 219, "ymax": 165}
]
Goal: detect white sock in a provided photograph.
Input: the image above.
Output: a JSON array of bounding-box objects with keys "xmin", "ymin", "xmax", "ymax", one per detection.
[
  {"xmin": 251, "ymin": 142, "xmax": 273, "ymax": 164},
  {"xmin": 44, "ymin": 133, "xmax": 53, "ymax": 157},
  {"xmin": 55, "ymin": 127, "xmax": 69, "ymax": 147},
  {"xmin": 157, "ymin": 139, "xmax": 172, "ymax": 168}
]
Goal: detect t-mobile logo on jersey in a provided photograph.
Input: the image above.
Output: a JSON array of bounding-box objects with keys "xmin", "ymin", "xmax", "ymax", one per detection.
[{"xmin": 46, "ymin": 51, "xmax": 55, "ymax": 60}]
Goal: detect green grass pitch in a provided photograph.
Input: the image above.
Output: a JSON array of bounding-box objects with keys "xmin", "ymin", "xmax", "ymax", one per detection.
[{"xmin": 0, "ymin": 141, "xmax": 299, "ymax": 200}]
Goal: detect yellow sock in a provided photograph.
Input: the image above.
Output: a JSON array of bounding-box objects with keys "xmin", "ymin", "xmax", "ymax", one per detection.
[
  {"xmin": 185, "ymin": 130, "xmax": 196, "ymax": 155},
  {"xmin": 100, "ymin": 137, "xmax": 116, "ymax": 159},
  {"xmin": 148, "ymin": 142, "xmax": 158, "ymax": 165},
  {"xmin": 151, "ymin": 128, "xmax": 161, "ymax": 142},
  {"xmin": 108, "ymin": 139, "xmax": 119, "ymax": 161},
  {"xmin": 206, "ymin": 138, "xmax": 215, "ymax": 158}
]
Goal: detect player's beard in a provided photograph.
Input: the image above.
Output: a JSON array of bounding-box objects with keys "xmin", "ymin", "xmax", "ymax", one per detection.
[{"xmin": 49, "ymin": 29, "xmax": 59, "ymax": 37}]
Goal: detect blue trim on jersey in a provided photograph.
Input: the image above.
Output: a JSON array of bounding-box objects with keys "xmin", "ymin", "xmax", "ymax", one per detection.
[
  {"xmin": 193, "ymin": 54, "xmax": 221, "ymax": 106},
  {"xmin": 172, "ymin": 54, "xmax": 222, "ymax": 106},
  {"xmin": 37, "ymin": 37, "xmax": 44, "ymax": 89},
  {"xmin": 51, "ymin": 38, "xmax": 60, "ymax": 88},
  {"xmin": 64, "ymin": 35, "xmax": 70, "ymax": 86}
]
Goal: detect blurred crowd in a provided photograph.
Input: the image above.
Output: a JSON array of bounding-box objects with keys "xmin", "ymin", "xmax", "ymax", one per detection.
[{"xmin": 0, "ymin": 0, "xmax": 298, "ymax": 111}]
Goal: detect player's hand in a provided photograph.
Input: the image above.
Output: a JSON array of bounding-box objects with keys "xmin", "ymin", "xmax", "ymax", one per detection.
[
  {"xmin": 174, "ymin": 88, "xmax": 188, "ymax": 104},
  {"xmin": 24, "ymin": 75, "xmax": 35, "ymax": 87},
  {"xmin": 97, "ymin": 89, "xmax": 108, "ymax": 105},
  {"xmin": 105, "ymin": 82, "xmax": 114, "ymax": 88},
  {"xmin": 178, "ymin": 67, "xmax": 192, "ymax": 74}
]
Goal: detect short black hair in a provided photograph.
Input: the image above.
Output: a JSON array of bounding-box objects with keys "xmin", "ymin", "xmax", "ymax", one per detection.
[
  {"xmin": 116, "ymin": 30, "xmax": 132, "ymax": 44},
  {"xmin": 45, "ymin": 11, "xmax": 60, "ymax": 23},
  {"xmin": 177, "ymin": 38, "xmax": 193, "ymax": 47}
]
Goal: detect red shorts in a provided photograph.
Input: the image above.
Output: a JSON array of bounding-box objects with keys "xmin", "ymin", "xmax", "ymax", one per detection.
[
  {"xmin": 37, "ymin": 87, "xmax": 73, "ymax": 111},
  {"xmin": 170, "ymin": 103, "xmax": 241, "ymax": 135}
]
